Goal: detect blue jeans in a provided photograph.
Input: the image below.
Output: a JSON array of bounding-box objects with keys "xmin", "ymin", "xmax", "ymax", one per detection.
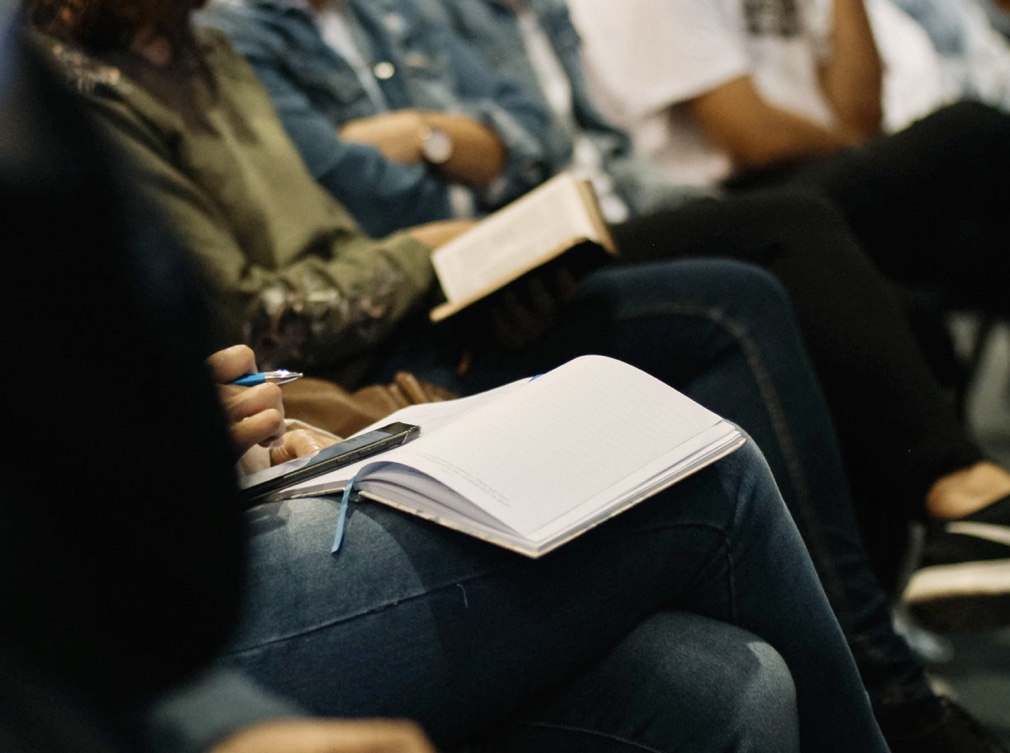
[
  {"xmin": 369, "ymin": 258, "xmax": 931, "ymax": 715},
  {"xmin": 227, "ymin": 440, "xmax": 886, "ymax": 752}
]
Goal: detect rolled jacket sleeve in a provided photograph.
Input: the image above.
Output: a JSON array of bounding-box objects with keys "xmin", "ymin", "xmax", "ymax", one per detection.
[
  {"xmin": 422, "ymin": 13, "xmax": 553, "ymax": 207},
  {"xmin": 201, "ymin": 4, "xmax": 459, "ymax": 237}
]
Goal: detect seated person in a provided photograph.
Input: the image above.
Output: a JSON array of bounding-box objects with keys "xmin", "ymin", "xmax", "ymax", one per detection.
[
  {"xmin": 189, "ymin": 342, "xmax": 892, "ymax": 753},
  {"xmin": 197, "ymin": 0, "xmax": 1010, "ymax": 628},
  {"xmin": 193, "ymin": 0, "xmax": 1010, "ymax": 738},
  {"xmin": 1, "ymin": 21, "xmax": 889, "ymax": 752},
  {"xmin": 568, "ymin": 0, "xmax": 1010, "ymax": 609},
  {"xmin": 209, "ymin": 0, "xmax": 555, "ymax": 238},
  {"xmin": 565, "ymin": 0, "xmax": 1010, "ymax": 320},
  {"xmin": 19, "ymin": 2, "xmax": 1010, "ymax": 750}
]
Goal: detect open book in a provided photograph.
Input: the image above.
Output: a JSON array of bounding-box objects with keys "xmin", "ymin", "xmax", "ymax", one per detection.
[
  {"xmin": 429, "ymin": 172, "xmax": 617, "ymax": 322},
  {"xmin": 271, "ymin": 356, "xmax": 745, "ymax": 557}
]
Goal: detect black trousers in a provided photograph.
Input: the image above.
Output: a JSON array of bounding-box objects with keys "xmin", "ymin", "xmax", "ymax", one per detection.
[
  {"xmin": 616, "ymin": 100, "xmax": 1010, "ymax": 581},
  {"xmin": 612, "ymin": 185, "xmax": 990, "ymax": 585},
  {"xmin": 780, "ymin": 100, "xmax": 1010, "ymax": 320}
]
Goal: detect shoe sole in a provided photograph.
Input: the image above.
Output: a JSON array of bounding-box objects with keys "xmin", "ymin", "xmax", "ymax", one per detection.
[{"xmin": 904, "ymin": 559, "xmax": 1010, "ymax": 632}]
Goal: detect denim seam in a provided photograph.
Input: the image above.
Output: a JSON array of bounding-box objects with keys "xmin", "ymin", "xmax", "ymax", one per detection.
[
  {"xmin": 224, "ymin": 559, "xmax": 527, "ymax": 657},
  {"xmin": 226, "ymin": 521, "xmax": 731, "ymax": 657},
  {"xmin": 515, "ymin": 720, "xmax": 669, "ymax": 752},
  {"xmin": 615, "ymin": 302, "xmax": 856, "ymax": 630}
]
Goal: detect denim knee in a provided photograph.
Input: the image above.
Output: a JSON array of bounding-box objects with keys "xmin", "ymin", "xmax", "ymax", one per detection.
[
  {"xmin": 634, "ymin": 613, "xmax": 798, "ymax": 752},
  {"xmin": 584, "ymin": 257, "xmax": 794, "ymax": 328},
  {"xmin": 490, "ymin": 612, "xmax": 800, "ymax": 753}
]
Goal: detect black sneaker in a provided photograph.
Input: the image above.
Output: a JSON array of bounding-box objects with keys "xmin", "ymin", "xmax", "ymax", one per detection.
[
  {"xmin": 882, "ymin": 696, "xmax": 1008, "ymax": 753},
  {"xmin": 904, "ymin": 494, "xmax": 1010, "ymax": 633}
]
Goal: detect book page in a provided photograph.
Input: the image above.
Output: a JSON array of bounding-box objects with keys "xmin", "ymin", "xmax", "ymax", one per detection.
[
  {"xmin": 354, "ymin": 356, "xmax": 733, "ymax": 538},
  {"xmin": 279, "ymin": 378, "xmax": 532, "ymax": 497},
  {"xmin": 431, "ymin": 173, "xmax": 600, "ymax": 305}
]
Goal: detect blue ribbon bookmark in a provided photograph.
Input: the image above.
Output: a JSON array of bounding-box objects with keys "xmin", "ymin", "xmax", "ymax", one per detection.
[{"xmin": 330, "ymin": 476, "xmax": 359, "ymax": 554}]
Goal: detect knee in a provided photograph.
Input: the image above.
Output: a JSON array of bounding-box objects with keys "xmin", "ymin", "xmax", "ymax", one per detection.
[
  {"xmin": 583, "ymin": 257, "xmax": 793, "ymax": 328},
  {"xmin": 616, "ymin": 613, "xmax": 800, "ymax": 752},
  {"xmin": 728, "ymin": 639, "xmax": 799, "ymax": 745},
  {"xmin": 685, "ymin": 623, "xmax": 799, "ymax": 751},
  {"xmin": 696, "ymin": 258, "xmax": 796, "ymax": 329}
]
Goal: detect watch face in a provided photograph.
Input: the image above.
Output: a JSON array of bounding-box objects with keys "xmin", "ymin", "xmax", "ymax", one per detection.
[{"xmin": 422, "ymin": 126, "xmax": 453, "ymax": 165}]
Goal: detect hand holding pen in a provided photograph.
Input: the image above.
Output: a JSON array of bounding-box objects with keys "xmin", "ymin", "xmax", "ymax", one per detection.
[
  {"xmin": 209, "ymin": 346, "xmax": 335, "ymax": 465},
  {"xmin": 207, "ymin": 345, "xmax": 297, "ymax": 455}
]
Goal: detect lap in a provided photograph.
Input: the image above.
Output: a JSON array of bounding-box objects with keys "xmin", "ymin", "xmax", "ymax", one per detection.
[{"xmin": 222, "ymin": 443, "xmax": 769, "ymax": 742}]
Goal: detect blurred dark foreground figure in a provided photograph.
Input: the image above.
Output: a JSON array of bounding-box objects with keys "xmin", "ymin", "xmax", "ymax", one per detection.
[{"xmin": 0, "ymin": 13, "xmax": 243, "ymax": 749}]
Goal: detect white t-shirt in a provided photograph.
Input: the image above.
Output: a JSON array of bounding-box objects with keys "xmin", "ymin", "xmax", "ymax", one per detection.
[
  {"xmin": 568, "ymin": 0, "xmax": 837, "ymax": 186},
  {"xmin": 865, "ymin": 0, "xmax": 953, "ymax": 132}
]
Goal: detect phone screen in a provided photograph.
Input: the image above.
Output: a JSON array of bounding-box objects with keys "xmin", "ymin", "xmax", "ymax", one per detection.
[{"xmin": 238, "ymin": 421, "xmax": 420, "ymax": 507}]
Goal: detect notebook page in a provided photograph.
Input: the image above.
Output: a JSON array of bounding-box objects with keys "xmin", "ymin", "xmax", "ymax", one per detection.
[
  {"xmin": 432, "ymin": 173, "xmax": 595, "ymax": 303},
  {"xmin": 365, "ymin": 355, "xmax": 727, "ymax": 537},
  {"xmin": 279, "ymin": 378, "xmax": 530, "ymax": 498},
  {"xmin": 523, "ymin": 424, "xmax": 743, "ymax": 545}
]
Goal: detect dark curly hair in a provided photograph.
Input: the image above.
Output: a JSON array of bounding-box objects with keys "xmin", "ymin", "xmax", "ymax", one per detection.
[{"xmin": 25, "ymin": 0, "xmax": 205, "ymax": 52}]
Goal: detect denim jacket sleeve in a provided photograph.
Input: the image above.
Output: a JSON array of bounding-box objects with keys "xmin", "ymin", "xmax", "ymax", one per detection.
[
  {"xmin": 436, "ymin": 0, "xmax": 715, "ymax": 214},
  {"xmin": 196, "ymin": 1, "xmax": 462, "ymax": 238},
  {"xmin": 407, "ymin": 5, "xmax": 553, "ymax": 208},
  {"xmin": 242, "ymin": 55, "xmax": 456, "ymax": 237}
]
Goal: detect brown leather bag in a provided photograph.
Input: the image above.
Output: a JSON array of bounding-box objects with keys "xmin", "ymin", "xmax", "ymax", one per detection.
[{"xmin": 280, "ymin": 372, "xmax": 456, "ymax": 438}]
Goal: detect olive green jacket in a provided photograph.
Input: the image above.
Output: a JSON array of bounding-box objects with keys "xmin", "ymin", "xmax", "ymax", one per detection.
[{"xmin": 38, "ymin": 29, "xmax": 435, "ymax": 373}]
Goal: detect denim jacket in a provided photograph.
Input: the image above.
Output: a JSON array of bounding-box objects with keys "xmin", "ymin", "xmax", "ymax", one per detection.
[
  {"xmin": 888, "ymin": 0, "xmax": 1010, "ymax": 111},
  {"xmin": 423, "ymin": 0, "xmax": 711, "ymax": 215},
  {"xmin": 197, "ymin": 0, "xmax": 552, "ymax": 236}
]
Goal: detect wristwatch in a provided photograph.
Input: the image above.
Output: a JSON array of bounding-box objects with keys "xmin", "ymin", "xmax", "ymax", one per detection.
[{"xmin": 420, "ymin": 122, "xmax": 454, "ymax": 166}]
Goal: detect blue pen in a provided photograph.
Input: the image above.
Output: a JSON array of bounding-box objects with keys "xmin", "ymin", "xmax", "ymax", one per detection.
[{"xmin": 231, "ymin": 369, "xmax": 303, "ymax": 387}]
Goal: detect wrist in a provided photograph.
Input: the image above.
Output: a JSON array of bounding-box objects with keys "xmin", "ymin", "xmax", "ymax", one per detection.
[{"xmin": 418, "ymin": 117, "xmax": 454, "ymax": 166}]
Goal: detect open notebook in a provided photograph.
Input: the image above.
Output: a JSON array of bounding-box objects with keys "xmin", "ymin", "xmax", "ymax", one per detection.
[{"xmin": 272, "ymin": 356, "xmax": 745, "ymax": 557}]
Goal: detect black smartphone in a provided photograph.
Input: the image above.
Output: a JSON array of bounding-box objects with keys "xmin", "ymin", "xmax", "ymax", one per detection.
[{"xmin": 238, "ymin": 421, "xmax": 420, "ymax": 507}]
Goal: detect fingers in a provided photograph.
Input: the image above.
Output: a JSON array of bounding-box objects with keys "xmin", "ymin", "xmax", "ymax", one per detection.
[
  {"xmin": 209, "ymin": 718, "xmax": 437, "ymax": 753},
  {"xmin": 269, "ymin": 428, "xmax": 338, "ymax": 465},
  {"xmin": 207, "ymin": 344, "xmax": 258, "ymax": 384},
  {"xmin": 490, "ymin": 289, "xmax": 539, "ymax": 351},
  {"xmin": 525, "ymin": 275, "xmax": 558, "ymax": 324},
  {"xmin": 224, "ymin": 382, "xmax": 286, "ymax": 454},
  {"xmin": 489, "ymin": 270, "xmax": 569, "ymax": 351},
  {"xmin": 208, "ymin": 346, "xmax": 291, "ymax": 456},
  {"xmin": 554, "ymin": 265, "xmax": 579, "ymax": 304}
]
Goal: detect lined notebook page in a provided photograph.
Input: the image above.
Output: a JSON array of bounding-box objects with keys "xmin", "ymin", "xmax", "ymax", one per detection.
[{"xmin": 369, "ymin": 355, "xmax": 727, "ymax": 537}]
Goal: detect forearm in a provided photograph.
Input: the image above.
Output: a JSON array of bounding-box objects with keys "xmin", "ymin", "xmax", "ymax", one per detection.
[
  {"xmin": 818, "ymin": 0, "xmax": 882, "ymax": 141},
  {"xmin": 740, "ymin": 106, "xmax": 855, "ymax": 165},
  {"xmin": 422, "ymin": 111, "xmax": 506, "ymax": 187},
  {"xmin": 339, "ymin": 110, "xmax": 506, "ymax": 188},
  {"xmin": 688, "ymin": 77, "xmax": 854, "ymax": 169}
]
